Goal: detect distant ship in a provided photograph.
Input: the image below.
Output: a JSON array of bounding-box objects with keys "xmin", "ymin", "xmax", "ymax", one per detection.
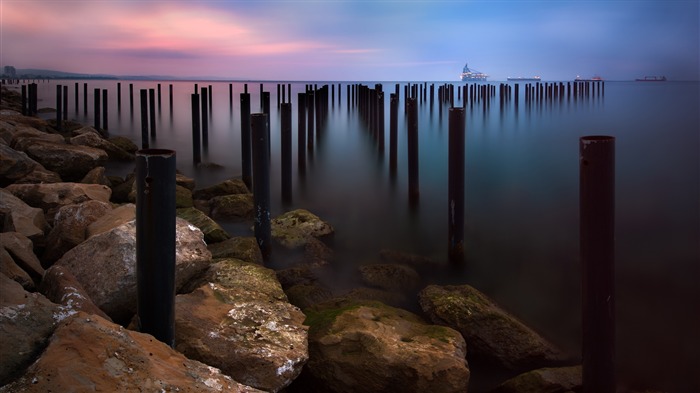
[
  {"xmin": 635, "ymin": 76, "xmax": 667, "ymax": 82},
  {"xmin": 507, "ymin": 76, "xmax": 541, "ymax": 82},
  {"xmin": 460, "ymin": 63, "xmax": 488, "ymax": 81}
]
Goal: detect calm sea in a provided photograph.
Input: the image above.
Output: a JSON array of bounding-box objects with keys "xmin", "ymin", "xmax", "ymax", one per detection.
[{"xmin": 31, "ymin": 79, "xmax": 699, "ymax": 392}]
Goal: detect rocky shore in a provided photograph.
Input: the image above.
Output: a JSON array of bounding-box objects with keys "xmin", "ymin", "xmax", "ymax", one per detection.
[{"xmin": 1, "ymin": 83, "xmax": 641, "ymax": 392}]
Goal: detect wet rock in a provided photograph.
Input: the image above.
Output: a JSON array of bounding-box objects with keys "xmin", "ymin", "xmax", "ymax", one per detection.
[
  {"xmin": 4, "ymin": 182, "xmax": 111, "ymax": 225},
  {"xmin": 107, "ymin": 135, "xmax": 139, "ymax": 154},
  {"xmin": 379, "ymin": 248, "xmax": 441, "ymax": 273},
  {"xmin": 1, "ymin": 248, "xmax": 35, "ymax": 290},
  {"xmin": 55, "ymin": 218, "xmax": 211, "ymax": 324},
  {"xmin": 177, "ymin": 206, "xmax": 230, "ymax": 244},
  {"xmin": 418, "ymin": 284, "xmax": 567, "ymax": 372},
  {"xmin": 0, "ymin": 312, "xmax": 265, "ymax": 393},
  {"xmin": 490, "ymin": 365, "xmax": 582, "ymax": 393},
  {"xmin": 193, "ymin": 178, "xmax": 249, "ymax": 200},
  {"xmin": 209, "ymin": 193, "xmax": 255, "ymax": 221},
  {"xmin": 175, "ymin": 259, "xmax": 308, "ymax": 392},
  {"xmin": 42, "ymin": 200, "xmax": 112, "ymax": 265},
  {"xmin": 0, "ymin": 188, "xmax": 47, "ymax": 242},
  {"xmin": 341, "ymin": 287, "xmax": 409, "ymax": 309},
  {"xmin": 0, "ymin": 274, "xmax": 65, "ymax": 386},
  {"xmin": 284, "ymin": 283, "xmax": 334, "ymax": 310},
  {"xmin": 358, "ymin": 263, "xmax": 421, "ymax": 292},
  {"xmin": 176, "ymin": 172, "xmax": 196, "ymax": 191},
  {"xmin": 39, "ymin": 265, "xmax": 111, "ymax": 321},
  {"xmin": 24, "ymin": 140, "xmax": 108, "ymax": 181},
  {"xmin": 301, "ymin": 299, "xmax": 470, "ymax": 393},
  {"xmin": 271, "ymin": 209, "xmax": 334, "ymax": 249},
  {"xmin": 70, "ymin": 127, "xmax": 135, "ymax": 161},
  {"xmin": 208, "ymin": 236, "xmax": 263, "ymax": 264},
  {"xmin": 7, "ymin": 125, "xmax": 64, "ymax": 151},
  {"xmin": 176, "ymin": 184, "xmax": 194, "ymax": 208}
]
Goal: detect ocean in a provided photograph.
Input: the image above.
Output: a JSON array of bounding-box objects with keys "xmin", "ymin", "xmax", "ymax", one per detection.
[{"xmin": 29, "ymin": 79, "xmax": 699, "ymax": 392}]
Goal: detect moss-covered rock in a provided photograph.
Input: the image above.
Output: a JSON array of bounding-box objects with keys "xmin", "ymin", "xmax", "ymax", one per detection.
[
  {"xmin": 177, "ymin": 207, "xmax": 230, "ymax": 244},
  {"xmin": 193, "ymin": 178, "xmax": 249, "ymax": 200},
  {"xmin": 490, "ymin": 365, "xmax": 582, "ymax": 393},
  {"xmin": 207, "ymin": 236, "xmax": 262, "ymax": 264}
]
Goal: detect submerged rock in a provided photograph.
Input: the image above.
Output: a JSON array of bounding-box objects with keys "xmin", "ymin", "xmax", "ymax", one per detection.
[
  {"xmin": 490, "ymin": 365, "xmax": 582, "ymax": 393},
  {"xmin": 301, "ymin": 299, "xmax": 470, "ymax": 393},
  {"xmin": 271, "ymin": 209, "xmax": 334, "ymax": 249},
  {"xmin": 418, "ymin": 284, "xmax": 567, "ymax": 372}
]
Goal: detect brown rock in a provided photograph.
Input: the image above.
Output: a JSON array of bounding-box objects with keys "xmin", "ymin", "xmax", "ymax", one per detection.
[
  {"xmin": 70, "ymin": 128, "xmax": 135, "ymax": 161},
  {"xmin": 208, "ymin": 236, "xmax": 263, "ymax": 264},
  {"xmin": 0, "ymin": 312, "xmax": 265, "ymax": 393},
  {"xmin": 0, "ymin": 232, "xmax": 44, "ymax": 284},
  {"xmin": 177, "ymin": 206, "xmax": 231, "ymax": 244},
  {"xmin": 193, "ymin": 178, "xmax": 249, "ymax": 200},
  {"xmin": 0, "ymin": 188, "xmax": 47, "ymax": 242},
  {"xmin": 42, "ymin": 200, "xmax": 113, "ymax": 265},
  {"xmin": 80, "ymin": 166, "xmax": 111, "ymax": 186},
  {"xmin": 85, "ymin": 203, "xmax": 135, "ymax": 238},
  {"xmin": 24, "ymin": 139, "xmax": 108, "ymax": 181},
  {"xmin": 271, "ymin": 209, "xmax": 334, "ymax": 249},
  {"xmin": 490, "ymin": 365, "xmax": 582, "ymax": 393},
  {"xmin": 209, "ymin": 193, "xmax": 255, "ymax": 221},
  {"xmin": 39, "ymin": 265, "xmax": 112, "ymax": 321},
  {"xmin": 358, "ymin": 263, "xmax": 421, "ymax": 292},
  {"xmin": 1, "ymin": 247, "xmax": 35, "ymax": 290}
]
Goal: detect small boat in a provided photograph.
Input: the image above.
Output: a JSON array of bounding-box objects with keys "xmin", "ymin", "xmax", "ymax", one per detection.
[
  {"xmin": 635, "ymin": 76, "xmax": 667, "ymax": 82},
  {"xmin": 575, "ymin": 75, "xmax": 603, "ymax": 82},
  {"xmin": 507, "ymin": 76, "xmax": 541, "ymax": 82},
  {"xmin": 460, "ymin": 63, "xmax": 488, "ymax": 81}
]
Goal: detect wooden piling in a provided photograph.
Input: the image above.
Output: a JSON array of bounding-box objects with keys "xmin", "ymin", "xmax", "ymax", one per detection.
[
  {"xmin": 84, "ymin": 83, "xmax": 89, "ymax": 115},
  {"xmin": 117, "ymin": 82, "xmax": 121, "ymax": 111},
  {"xmin": 448, "ymin": 107, "xmax": 466, "ymax": 264},
  {"xmin": 140, "ymin": 90, "xmax": 149, "ymax": 149},
  {"xmin": 201, "ymin": 87, "xmax": 209, "ymax": 146},
  {"xmin": 94, "ymin": 88, "xmax": 101, "ymax": 131},
  {"xmin": 240, "ymin": 92, "xmax": 252, "ymax": 188},
  {"xmin": 102, "ymin": 89, "xmax": 108, "ymax": 130},
  {"xmin": 251, "ymin": 113, "xmax": 271, "ymax": 261},
  {"xmin": 407, "ymin": 98, "xmax": 419, "ymax": 205},
  {"xmin": 281, "ymin": 102, "xmax": 292, "ymax": 202},
  {"xmin": 56, "ymin": 85, "xmax": 62, "ymax": 131},
  {"xmin": 149, "ymin": 89, "xmax": 156, "ymax": 137},
  {"xmin": 191, "ymin": 94, "xmax": 201, "ymax": 163}
]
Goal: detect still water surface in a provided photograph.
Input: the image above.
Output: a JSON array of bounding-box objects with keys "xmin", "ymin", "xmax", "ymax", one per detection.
[{"xmin": 34, "ymin": 79, "xmax": 699, "ymax": 391}]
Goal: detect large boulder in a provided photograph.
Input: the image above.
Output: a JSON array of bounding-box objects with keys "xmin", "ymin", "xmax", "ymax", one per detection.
[
  {"xmin": 358, "ymin": 263, "xmax": 421, "ymax": 292},
  {"xmin": 86, "ymin": 203, "xmax": 135, "ymax": 238},
  {"xmin": 4, "ymin": 182, "xmax": 111, "ymax": 225},
  {"xmin": 175, "ymin": 259, "xmax": 308, "ymax": 392},
  {"xmin": 193, "ymin": 178, "xmax": 249, "ymax": 200},
  {"xmin": 24, "ymin": 140, "xmax": 108, "ymax": 181},
  {"xmin": 0, "ymin": 274, "xmax": 66, "ymax": 386},
  {"xmin": 70, "ymin": 127, "xmax": 135, "ymax": 161},
  {"xmin": 0, "ymin": 312, "xmax": 265, "ymax": 393},
  {"xmin": 42, "ymin": 200, "xmax": 113, "ymax": 265},
  {"xmin": 55, "ymin": 218, "xmax": 211, "ymax": 323},
  {"xmin": 490, "ymin": 365, "xmax": 582, "ymax": 393},
  {"xmin": 1, "ymin": 248, "xmax": 35, "ymax": 290},
  {"xmin": 418, "ymin": 285, "xmax": 567, "ymax": 372},
  {"xmin": 0, "ymin": 143, "xmax": 58, "ymax": 186},
  {"xmin": 301, "ymin": 299, "xmax": 470, "ymax": 393},
  {"xmin": 271, "ymin": 209, "xmax": 334, "ymax": 249},
  {"xmin": 209, "ymin": 193, "xmax": 255, "ymax": 221},
  {"xmin": 0, "ymin": 188, "xmax": 47, "ymax": 243},
  {"xmin": 177, "ymin": 207, "xmax": 230, "ymax": 243}
]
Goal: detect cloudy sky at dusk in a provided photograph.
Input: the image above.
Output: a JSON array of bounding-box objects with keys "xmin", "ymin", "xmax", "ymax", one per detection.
[{"xmin": 1, "ymin": 0, "xmax": 698, "ymax": 81}]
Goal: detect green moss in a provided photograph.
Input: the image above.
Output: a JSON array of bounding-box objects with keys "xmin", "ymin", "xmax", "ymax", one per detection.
[
  {"xmin": 303, "ymin": 304, "xmax": 363, "ymax": 335},
  {"xmin": 422, "ymin": 325, "xmax": 456, "ymax": 344}
]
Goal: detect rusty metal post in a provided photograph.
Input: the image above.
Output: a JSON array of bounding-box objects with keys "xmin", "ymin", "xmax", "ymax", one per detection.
[
  {"xmin": 580, "ymin": 135, "xmax": 616, "ymax": 393},
  {"xmin": 448, "ymin": 107, "xmax": 466, "ymax": 264},
  {"xmin": 251, "ymin": 113, "xmax": 271, "ymax": 261},
  {"xmin": 136, "ymin": 148, "xmax": 176, "ymax": 347}
]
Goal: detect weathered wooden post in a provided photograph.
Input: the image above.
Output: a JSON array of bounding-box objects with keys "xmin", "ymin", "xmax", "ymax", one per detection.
[
  {"xmin": 281, "ymin": 102, "xmax": 292, "ymax": 202},
  {"xmin": 297, "ymin": 92, "xmax": 306, "ymax": 171},
  {"xmin": 94, "ymin": 88, "xmax": 101, "ymax": 131},
  {"xmin": 117, "ymin": 82, "xmax": 121, "ymax": 112},
  {"xmin": 580, "ymin": 135, "xmax": 616, "ymax": 393},
  {"xmin": 191, "ymin": 93, "xmax": 201, "ymax": 164},
  {"xmin": 389, "ymin": 93, "xmax": 398, "ymax": 176},
  {"xmin": 102, "ymin": 89, "xmax": 108, "ymax": 130},
  {"xmin": 129, "ymin": 83, "xmax": 133, "ymax": 113},
  {"xmin": 307, "ymin": 90, "xmax": 315, "ymax": 151},
  {"xmin": 157, "ymin": 83, "xmax": 162, "ymax": 112},
  {"xmin": 84, "ymin": 83, "xmax": 89, "ymax": 115},
  {"xmin": 149, "ymin": 88, "xmax": 156, "ymax": 138},
  {"xmin": 251, "ymin": 113, "xmax": 271, "ymax": 261},
  {"xmin": 140, "ymin": 90, "xmax": 149, "ymax": 149},
  {"xmin": 448, "ymin": 107, "xmax": 466, "ymax": 264},
  {"xmin": 56, "ymin": 85, "xmax": 62, "ymax": 131},
  {"xmin": 74, "ymin": 83, "xmax": 79, "ymax": 113},
  {"xmin": 21, "ymin": 85, "xmax": 27, "ymax": 115},
  {"xmin": 169, "ymin": 84, "xmax": 173, "ymax": 114},
  {"xmin": 240, "ymin": 92, "xmax": 252, "ymax": 188},
  {"xmin": 407, "ymin": 98, "xmax": 419, "ymax": 205},
  {"xmin": 136, "ymin": 148, "xmax": 176, "ymax": 347}
]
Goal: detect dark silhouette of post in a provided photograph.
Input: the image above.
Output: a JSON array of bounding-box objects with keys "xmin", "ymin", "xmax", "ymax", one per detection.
[
  {"xmin": 56, "ymin": 85, "xmax": 62, "ymax": 131},
  {"xmin": 136, "ymin": 148, "xmax": 176, "ymax": 347},
  {"xmin": 75, "ymin": 83, "xmax": 79, "ymax": 113},
  {"xmin": 580, "ymin": 135, "xmax": 615, "ymax": 393},
  {"xmin": 191, "ymin": 94, "xmax": 201, "ymax": 164},
  {"xmin": 117, "ymin": 82, "xmax": 121, "ymax": 112},
  {"xmin": 448, "ymin": 107, "xmax": 466, "ymax": 264},
  {"xmin": 102, "ymin": 89, "xmax": 108, "ymax": 130},
  {"xmin": 240, "ymin": 92, "xmax": 252, "ymax": 188},
  {"xmin": 307, "ymin": 91, "xmax": 315, "ymax": 151},
  {"xmin": 94, "ymin": 88, "xmax": 101, "ymax": 131},
  {"xmin": 201, "ymin": 87, "xmax": 209, "ymax": 146},
  {"xmin": 390, "ymin": 93, "xmax": 398, "ymax": 175},
  {"xmin": 281, "ymin": 102, "xmax": 292, "ymax": 202},
  {"xmin": 129, "ymin": 83, "xmax": 133, "ymax": 113},
  {"xmin": 157, "ymin": 83, "xmax": 162, "ymax": 112},
  {"xmin": 149, "ymin": 88, "xmax": 156, "ymax": 138},
  {"xmin": 21, "ymin": 85, "xmax": 26, "ymax": 115},
  {"xmin": 62, "ymin": 85, "xmax": 68, "ymax": 120},
  {"xmin": 407, "ymin": 98, "xmax": 419, "ymax": 205},
  {"xmin": 84, "ymin": 83, "xmax": 88, "ymax": 115},
  {"xmin": 297, "ymin": 92, "xmax": 307, "ymax": 171},
  {"xmin": 169, "ymin": 84, "xmax": 173, "ymax": 114},
  {"xmin": 140, "ymin": 90, "xmax": 149, "ymax": 149},
  {"xmin": 251, "ymin": 113, "xmax": 271, "ymax": 261}
]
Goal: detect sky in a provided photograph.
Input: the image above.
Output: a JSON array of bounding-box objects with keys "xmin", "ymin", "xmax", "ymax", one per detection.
[{"xmin": 1, "ymin": 0, "xmax": 698, "ymax": 81}]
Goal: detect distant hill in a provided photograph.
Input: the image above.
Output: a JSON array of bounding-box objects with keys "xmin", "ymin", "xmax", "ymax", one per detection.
[{"xmin": 10, "ymin": 68, "xmax": 119, "ymax": 79}]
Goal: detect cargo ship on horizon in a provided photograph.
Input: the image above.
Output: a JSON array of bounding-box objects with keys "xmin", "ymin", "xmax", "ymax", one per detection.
[
  {"xmin": 460, "ymin": 63, "xmax": 488, "ymax": 81},
  {"xmin": 507, "ymin": 76, "xmax": 541, "ymax": 82}
]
